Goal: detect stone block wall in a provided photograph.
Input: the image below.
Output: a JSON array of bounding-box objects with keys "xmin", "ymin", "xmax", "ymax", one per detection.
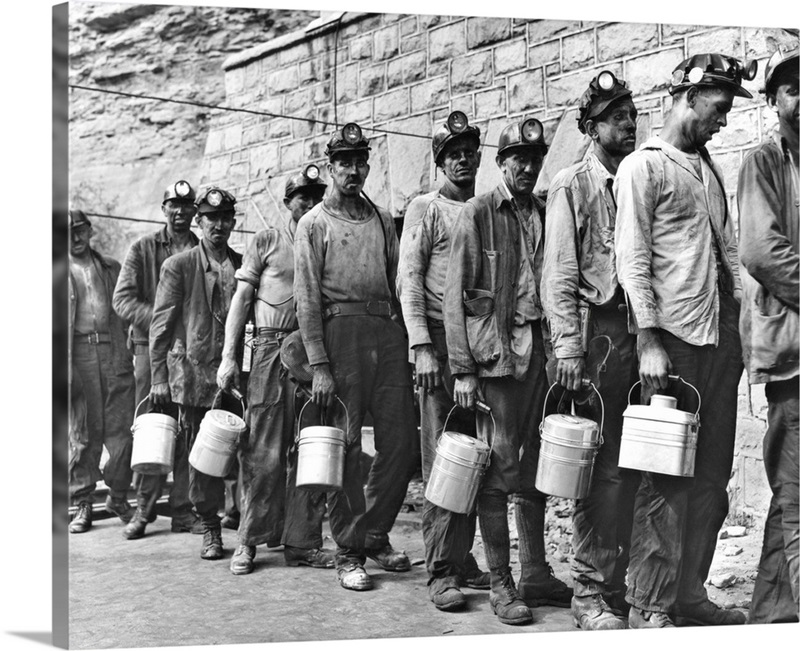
[{"xmin": 199, "ymin": 12, "xmax": 796, "ymax": 522}]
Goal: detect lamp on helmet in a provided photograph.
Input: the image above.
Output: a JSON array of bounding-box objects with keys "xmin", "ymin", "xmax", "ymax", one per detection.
[
  {"xmin": 432, "ymin": 111, "xmax": 482, "ymax": 165},
  {"xmin": 497, "ymin": 118, "xmax": 548, "ymax": 156},
  {"xmin": 669, "ymin": 53, "xmax": 757, "ymax": 98}
]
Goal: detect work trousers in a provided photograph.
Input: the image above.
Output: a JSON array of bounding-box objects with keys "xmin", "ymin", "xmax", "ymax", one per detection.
[
  {"xmin": 476, "ymin": 324, "xmax": 549, "ymax": 575},
  {"xmin": 626, "ymin": 293, "xmax": 742, "ymax": 613},
  {"xmin": 569, "ymin": 308, "xmax": 640, "ymax": 598},
  {"xmin": 69, "ymin": 339, "xmax": 134, "ymax": 504},
  {"xmin": 749, "ymin": 376, "xmax": 799, "ymax": 623},
  {"xmin": 419, "ymin": 322, "xmax": 478, "ymax": 582},
  {"xmin": 181, "ymin": 404, "xmax": 225, "ymax": 527},
  {"xmin": 239, "ymin": 336, "xmax": 326, "ymax": 549},
  {"xmin": 131, "ymin": 344, "xmax": 193, "ymax": 521},
  {"xmin": 323, "ymin": 315, "xmax": 417, "ymax": 567}
]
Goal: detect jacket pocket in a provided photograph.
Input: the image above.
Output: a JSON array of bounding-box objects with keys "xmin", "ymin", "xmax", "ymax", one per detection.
[
  {"xmin": 751, "ymin": 302, "xmax": 799, "ymax": 372},
  {"xmin": 463, "ymin": 288, "xmax": 501, "ymax": 365}
]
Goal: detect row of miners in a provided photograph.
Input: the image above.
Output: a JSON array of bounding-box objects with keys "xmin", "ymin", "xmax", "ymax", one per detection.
[{"xmin": 67, "ymin": 48, "xmax": 799, "ymax": 629}]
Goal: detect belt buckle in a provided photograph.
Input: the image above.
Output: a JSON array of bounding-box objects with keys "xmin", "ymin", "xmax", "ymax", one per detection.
[{"xmin": 88, "ymin": 332, "xmax": 99, "ymax": 345}]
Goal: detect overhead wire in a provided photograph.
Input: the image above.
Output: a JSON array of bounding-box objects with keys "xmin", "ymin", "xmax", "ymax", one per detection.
[{"xmin": 83, "ymin": 211, "xmax": 256, "ymax": 234}]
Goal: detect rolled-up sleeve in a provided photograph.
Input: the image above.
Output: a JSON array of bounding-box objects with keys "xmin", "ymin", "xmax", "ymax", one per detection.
[
  {"xmin": 543, "ymin": 177, "xmax": 583, "ymax": 358},
  {"xmin": 149, "ymin": 257, "xmax": 183, "ymax": 386},
  {"xmin": 397, "ymin": 197, "xmax": 435, "ymax": 348},
  {"xmin": 738, "ymin": 148, "xmax": 799, "ymax": 311},
  {"xmin": 615, "ymin": 154, "xmax": 660, "ymax": 331},
  {"xmin": 294, "ymin": 214, "xmax": 328, "ymax": 366},
  {"xmin": 235, "ymin": 230, "xmax": 270, "ymax": 289}
]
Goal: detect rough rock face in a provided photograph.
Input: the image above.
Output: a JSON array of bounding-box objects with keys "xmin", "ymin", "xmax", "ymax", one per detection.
[{"xmin": 67, "ymin": 2, "xmax": 317, "ymax": 261}]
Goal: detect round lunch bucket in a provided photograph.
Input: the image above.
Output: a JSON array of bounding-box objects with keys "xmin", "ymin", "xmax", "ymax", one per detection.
[
  {"xmin": 425, "ymin": 403, "xmax": 494, "ymax": 514},
  {"xmin": 535, "ymin": 381, "xmax": 604, "ymax": 499},
  {"xmin": 130, "ymin": 397, "xmax": 178, "ymax": 475},
  {"xmin": 188, "ymin": 391, "xmax": 246, "ymax": 478},
  {"xmin": 619, "ymin": 375, "xmax": 700, "ymax": 477},
  {"xmin": 296, "ymin": 397, "xmax": 348, "ymax": 491}
]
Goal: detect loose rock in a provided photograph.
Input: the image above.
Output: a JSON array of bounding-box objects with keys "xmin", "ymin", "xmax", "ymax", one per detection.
[{"xmin": 710, "ymin": 573, "xmax": 737, "ymax": 589}]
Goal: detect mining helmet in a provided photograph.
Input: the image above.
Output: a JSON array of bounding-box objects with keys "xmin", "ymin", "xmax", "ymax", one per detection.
[
  {"xmin": 763, "ymin": 46, "xmax": 799, "ymax": 95},
  {"xmin": 577, "ymin": 71, "xmax": 633, "ymax": 134},
  {"xmin": 432, "ymin": 111, "xmax": 481, "ymax": 166},
  {"xmin": 324, "ymin": 122, "xmax": 371, "ymax": 159},
  {"xmin": 162, "ymin": 180, "xmax": 196, "ymax": 204},
  {"xmin": 285, "ymin": 164, "xmax": 327, "ymax": 201},
  {"xmin": 497, "ymin": 118, "xmax": 548, "ymax": 157},
  {"xmin": 69, "ymin": 209, "xmax": 91, "ymax": 229},
  {"xmin": 669, "ymin": 52, "xmax": 757, "ymax": 99},
  {"xmin": 195, "ymin": 187, "xmax": 237, "ymax": 215}
]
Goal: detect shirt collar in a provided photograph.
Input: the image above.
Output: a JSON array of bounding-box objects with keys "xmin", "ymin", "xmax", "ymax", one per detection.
[
  {"xmin": 498, "ymin": 178, "xmax": 533, "ymax": 212},
  {"xmin": 586, "ymin": 151, "xmax": 616, "ymax": 184}
]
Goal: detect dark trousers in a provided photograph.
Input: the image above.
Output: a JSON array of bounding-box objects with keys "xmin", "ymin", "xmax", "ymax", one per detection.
[
  {"xmin": 181, "ymin": 405, "xmax": 225, "ymax": 526},
  {"xmin": 477, "ymin": 324, "xmax": 549, "ymax": 575},
  {"xmin": 131, "ymin": 344, "xmax": 194, "ymax": 520},
  {"xmin": 239, "ymin": 338, "xmax": 326, "ymax": 548},
  {"xmin": 69, "ymin": 340, "xmax": 134, "ymax": 504},
  {"xmin": 626, "ymin": 293, "xmax": 742, "ymax": 612},
  {"xmin": 419, "ymin": 323, "xmax": 478, "ymax": 582},
  {"xmin": 323, "ymin": 315, "xmax": 417, "ymax": 567},
  {"xmin": 569, "ymin": 308, "xmax": 640, "ymax": 598},
  {"xmin": 749, "ymin": 376, "xmax": 799, "ymax": 623}
]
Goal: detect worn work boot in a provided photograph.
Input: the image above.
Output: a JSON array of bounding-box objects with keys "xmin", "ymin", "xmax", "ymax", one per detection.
[
  {"xmin": 337, "ymin": 563, "xmax": 374, "ymax": 591},
  {"xmin": 221, "ymin": 512, "xmax": 240, "ymax": 530},
  {"xmin": 200, "ymin": 525, "xmax": 224, "ymax": 560},
  {"xmin": 171, "ymin": 511, "xmax": 204, "ymax": 534},
  {"xmin": 105, "ymin": 495, "xmax": 135, "ymax": 524},
  {"xmin": 284, "ymin": 546, "xmax": 335, "ymax": 568},
  {"xmin": 518, "ymin": 563, "xmax": 573, "ymax": 608},
  {"xmin": 69, "ymin": 501, "xmax": 93, "ymax": 534},
  {"xmin": 629, "ymin": 606, "xmax": 675, "ymax": 628},
  {"xmin": 230, "ymin": 544, "xmax": 256, "ymax": 575},
  {"xmin": 429, "ymin": 576, "xmax": 467, "ymax": 612},
  {"xmin": 122, "ymin": 507, "xmax": 149, "ymax": 540},
  {"xmin": 572, "ymin": 594, "xmax": 627, "ymax": 630},
  {"xmin": 365, "ymin": 543, "xmax": 411, "ymax": 572},
  {"xmin": 489, "ymin": 573, "xmax": 533, "ymax": 625},
  {"xmin": 674, "ymin": 599, "xmax": 746, "ymax": 626},
  {"xmin": 461, "ymin": 552, "xmax": 490, "ymax": 590}
]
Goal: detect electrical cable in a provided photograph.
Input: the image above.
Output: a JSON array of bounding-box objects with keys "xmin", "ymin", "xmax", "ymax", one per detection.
[{"xmin": 83, "ymin": 211, "xmax": 256, "ymax": 234}]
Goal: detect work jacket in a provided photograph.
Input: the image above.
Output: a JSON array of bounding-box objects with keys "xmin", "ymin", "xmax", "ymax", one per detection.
[
  {"xmin": 113, "ymin": 226, "xmax": 199, "ymax": 346},
  {"xmin": 444, "ymin": 184, "xmax": 545, "ymax": 379},
  {"xmin": 149, "ymin": 240, "xmax": 242, "ymax": 408},
  {"xmin": 737, "ymin": 130, "xmax": 799, "ymax": 384}
]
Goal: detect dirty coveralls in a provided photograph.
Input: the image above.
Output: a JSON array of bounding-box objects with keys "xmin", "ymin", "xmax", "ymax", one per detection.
[
  {"xmin": 615, "ymin": 136, "xmax": 743, "ymax": 614},
  {"xmin": 443, "ymin": 183, "xmax": 552, "ymax": 584},
  {"xmin": 738, "ymin": 130, "xmax": 799, "ymax": 623},
  {"xmin": 542, "ymin": 152, "xmax": 639, "ymax": 603},
  {"xmin": 113, "ymin": 225, "xmax": 199, "ymax": 522},
  {"xmin": 235, "ymin": 225, "xmax": 327, "ymax": 549},
  {"xmin": 294, "ymin": 200, "xmax": 417, "ymax": 567},
  {"xmin": 397, "ymin": 190, "xmax": 479, "ymax": 588},
  {"xmin": 69, "ymin": 249, "xmax": 135, "ymax": 505},
  {"xmin": 150, "ymin": 241, "xmax": 242, "ymax": 528}
]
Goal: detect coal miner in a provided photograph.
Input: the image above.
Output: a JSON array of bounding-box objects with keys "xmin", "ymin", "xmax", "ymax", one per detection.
[
  {"xmin": 737, "ymin": 46, "xmax": 799, "ymax": 624},
  {"xmin": 443, "ymin": 119, "xmax": 572, "ymax": 626},
  {"xmin": 113, "ymin": 180, "xmax": 202, "ymax": 539},
  {"xmin": 217, "ymin": 165, "xmax": 335, "ymax": 576},
  {"xmin": 614, "ymin": 53, "xmax": 753, "ymax": 628},
  {"xmin": 68, "ymin": 209, "xmax": 136, "ymax": 533},
  {"xmin": 541, "ymin": 71, "xmax": 641, "ymax": 630},
  {"xmin": 294, "ymin": 123, "xmax": 417, "ymax": 591},
  {"xmin": 149, "ymin": 187, "xmax": 242, "ymax": 561},
  {"xmin": 396, "ymin": 111, "xmax": 490, "ymax": 612}
]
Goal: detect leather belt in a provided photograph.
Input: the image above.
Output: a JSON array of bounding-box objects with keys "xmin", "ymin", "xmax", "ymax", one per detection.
[
  {"xmin": 323, "ymin": 301, "xmax": 392, "ymax": 320},
  {"xmin": 255, "ymin": 328, "xmax": 292, "ymax": 346},
  {"xmin": 74, "ymin": 332, "xmax": 112, "ymax": 345}
]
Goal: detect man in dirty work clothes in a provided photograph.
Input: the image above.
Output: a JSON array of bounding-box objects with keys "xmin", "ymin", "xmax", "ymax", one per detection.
[
  {"xmin": 294, "ymin": 122, "xmax": 417, "ymax": 591},
  {"xmin": 615, "ymin": 52, "xmax": 751, "ymax": 628}
]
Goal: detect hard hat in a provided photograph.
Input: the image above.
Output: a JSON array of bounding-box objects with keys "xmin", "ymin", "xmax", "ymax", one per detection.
[
  {"xmin": 195, "ymin": 187, "xmax": 237, "ymax": 215},
  {"xmin": 324, "ymin": 122, "xmax": 371, "ymax": 159},
  {"xmin": 284, "ymin": 164, "xmax": 327, "ymax": 200},
  {"xmin": 432, "ymin": 111, "xmax": 481, "ymax": 165},
  {"xmin": 577, "ymin": 70, "xmax": 634, "ymax": 134},
  {"xmin": 162, "ymin": 180, "xmax": 196, "ymax": 204},
  {"xmin": 669, "ymin": 52, "xmax": 757, "ymax": 98},
  {"xmin": 69, "ymin": 209, "xmax": 91, "ymax": 228},
  {"xmin": 763, "ymin": 46, "xmax": 799, "ymax": 94},
  {"xmin": 497, "ymin": 118, "xmax": 548, "ymax": 157}
]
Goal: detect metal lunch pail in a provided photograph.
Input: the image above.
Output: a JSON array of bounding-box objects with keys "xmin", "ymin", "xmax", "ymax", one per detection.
[
  {"xmin": 424, "ymin": 403, "xmax": 494, "ymax": 514},
  {"xmin": 296, "ymin": 397, "xmax": 348, "ymax": 491},
  {"xmin": 130, "ymin": 396, "xmax": 178, "ymax": 475},
  {"xmin": 188, "ymin": 390, "xmax": 247, "ymax": 478}
]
